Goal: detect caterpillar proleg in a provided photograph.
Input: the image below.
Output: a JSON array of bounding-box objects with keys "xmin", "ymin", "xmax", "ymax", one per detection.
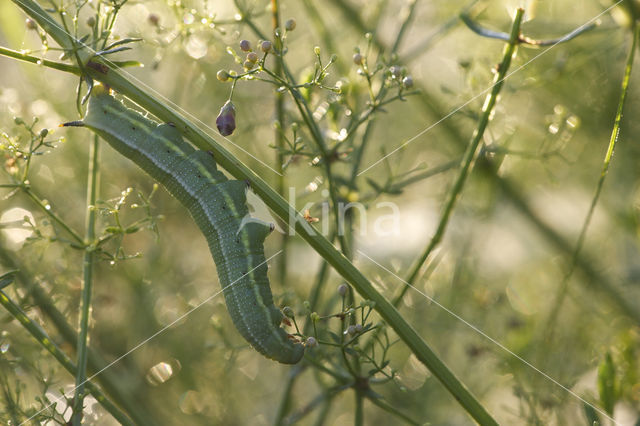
[{"xmin": 65, "ymin": 85, "xmax": 304, "ymax": 364}]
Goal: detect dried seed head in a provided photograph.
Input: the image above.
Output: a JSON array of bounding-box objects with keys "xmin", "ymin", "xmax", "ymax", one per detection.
[
  {"xmin": 260, "ymin": 40, "xmax": 272, "ymax": 53},
  {"xmin": 216, "ymin": 70, "xmax": 230, "ymax": 82},
  {"xmin": 246, "ymin": 51, "xmax": 258, "ymax": 63},
  {"xmin": 285, "ymin": 18, "xmax": 296, "ymax": 31},
  {"xmin": 239, "ymin": 39, "xmax": 251, "ymax": 52},
  {"xmin": 216, "ymin": 100, "xmax": 236, "ymax": 136}
]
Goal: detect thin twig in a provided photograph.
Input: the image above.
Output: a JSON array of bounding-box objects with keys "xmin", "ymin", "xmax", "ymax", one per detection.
[
  {"xmin": 542, "ymin": 23, "xmax": 640, "ymax": 346},
  {"xmin": 404, "ymin": 8, "xmax": 524, "ymax": 297},
  {"xmin": 0, "ymin": 289, "xmax": 134, "ymax": 426}
]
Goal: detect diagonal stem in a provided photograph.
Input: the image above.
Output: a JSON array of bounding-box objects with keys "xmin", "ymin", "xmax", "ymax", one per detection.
[
  {"xmin": 542, "ymin": 23, "xmax": 640, "ymax": 347},
  {"xmin": 404, "ymin": 8, "xmax": 524, "ymax": 292}
]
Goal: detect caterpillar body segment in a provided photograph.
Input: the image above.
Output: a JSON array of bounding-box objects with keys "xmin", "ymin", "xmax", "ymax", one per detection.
[{"xmin": 66, "ymin": 86, "xmax": 304, "ymax": 364}]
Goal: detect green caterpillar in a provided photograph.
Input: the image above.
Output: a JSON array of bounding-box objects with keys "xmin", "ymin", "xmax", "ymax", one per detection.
[{"xmin": 65, "ymin": 85, "xmax": 304, "ymax": 364}]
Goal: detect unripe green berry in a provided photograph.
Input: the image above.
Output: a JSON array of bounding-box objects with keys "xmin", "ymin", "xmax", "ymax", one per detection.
[
  {"xmin": 282, "ymin": 306, "xmax": 295, "ymax": 318},
  {"xmin": 216, "ymin": 70, "xmax": 230, "ymax": 82},
  {"xmin": 260, "ymin": 40, "xmax": 272, "ymax": 53},
  {"xmin": 285, "ymin": 18, "xmax": 296, "ymax": 31},
  {"xmin": 246, "ymin": 51, "xmax": 258, "ymax": 63},
  {"xmin": 86, "ymin": 17, "xmax": 96, "ymax": 27},
  {"xmin": 239, "ymin": 39, "xmax": 251, "ymax": 52},
  {"xmin": 314, "ymin": 46, "xmax": 321, "ymax": 56},
  {"xmin": 39, "ymin": 128, "xmax": 48, "ymax": 138},
  {"xmin": 310, "ymin": 312, "xmax": 320, "ymax": 322},
  {"xmin": 243, "ymin": 60, "xmax": 254, "ymax": 69}
]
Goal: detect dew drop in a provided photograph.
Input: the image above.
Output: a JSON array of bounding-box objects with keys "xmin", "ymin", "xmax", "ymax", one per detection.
[
  {"xmin": 566, "ymin": 115, "xmax": 581, "ymax": 129},
  {"xmin": 183, "ymin": 12, "xmax": 194, "ymax": 25},
  {"xmin": 0, "ymin": 342, "xmax": 10, "ymax": 354},
  {"xmin": 146, "ymin": 362, "xmax": 174, "ymax": 385},
  {"xmin": 185, "ymin": 36, "xmax": 208, "ymax": 59}
]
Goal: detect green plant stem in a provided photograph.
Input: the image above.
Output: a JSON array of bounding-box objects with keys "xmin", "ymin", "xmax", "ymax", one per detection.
[
  {"xmin": 275, "ymin": 240, "xmax": 335, "ymax": 425},
  {"xmin": 271, "ymin": 0, "xmax": 288, "ymax": 285},
  {"xmin": 72, "ymin": 135, "xmax": 99, "ymax": 425},
  {"xmin": 405, "ymin": 8, "xmax": 523, "ymax": 293},
  {"xmin": 365, "ymin": 393, "xmax": 420, "ymax": 426},
  {"xmin": 390, "ymin": 0, "xmax": 418, "ymax": 54},
  {"xmin": 354, "ymin": 388, "xmax": 364, "ymax": 426},
  {"xmin": 300, "ymin": 0, "xmax": 347, "ymax": 75},
  {"xmin": 274, "ymin": 365, "xmax": 304, "ymax": 425},
  {"xmin": 23, "ymin": 187, "xmax": 84, "ymax": 245},
  {"xmin": 240, "ymin": 6, "xmax": 351, "ymax": 258},
  {"xmin": 0, "ymin": 290, "xmax": 134, "ymax": 426},
  {"xmin": 542, "ymin": 24, "xmax": 640, "ymax": 341},
  {"xmin": 283, "ymin": 386, "xmax": 345, "ymax": 425},
  {"xmin": 11, "ymin": 1, "xmax": 499, "ymax": 422},
  {"xmin": 327, "ymin": 0, "xmax": 385, "ymax": 51},
  {"xmin": 0, "ymin": 46, "xmax": 78, "ymax": 72},
  {"xmin": 287, "ymin": 89, "xmax": 351, "ymax": 258},
  {"xmin": 330, "ymin": 0, "xmax": 639, "ymax": 323}
]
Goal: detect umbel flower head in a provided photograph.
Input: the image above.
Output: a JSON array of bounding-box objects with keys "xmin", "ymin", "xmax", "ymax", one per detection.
[{"xmin": 216, "ymin": 100, "xmax": 236, "ymax": 136}]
